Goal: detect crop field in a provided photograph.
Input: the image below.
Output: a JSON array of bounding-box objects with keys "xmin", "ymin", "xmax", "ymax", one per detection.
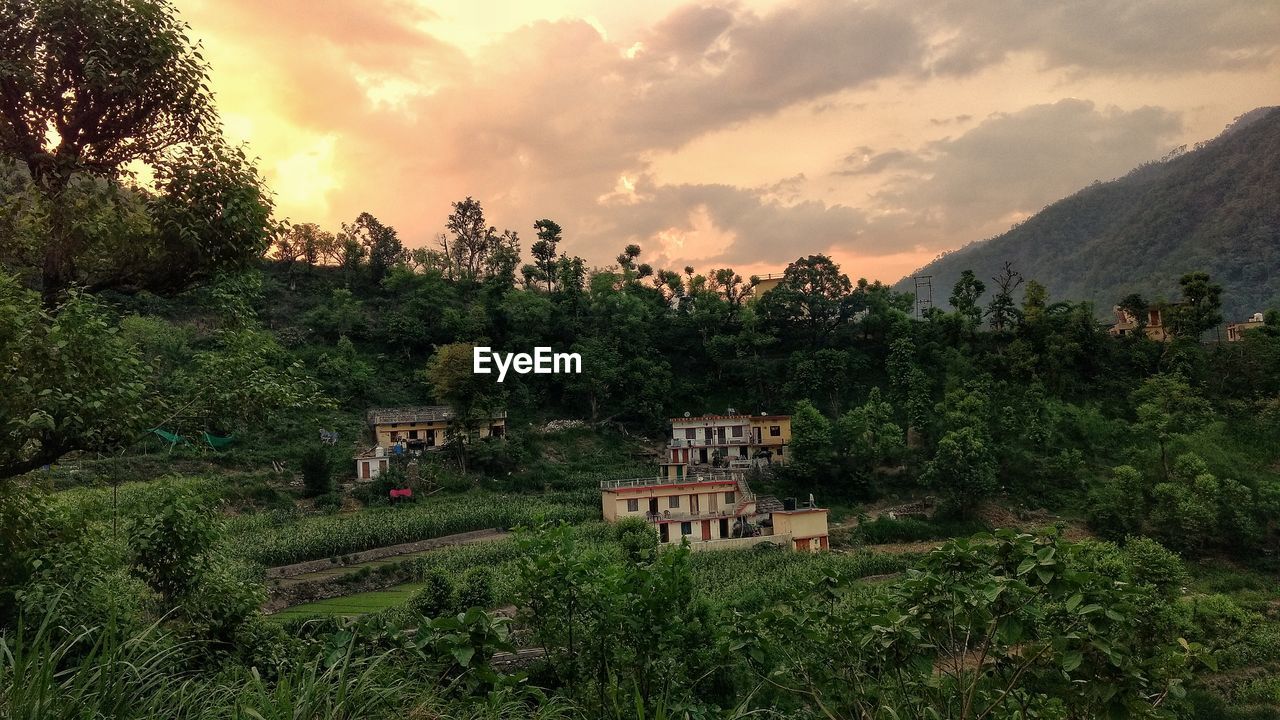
[{"xmin": 228, "ymin": 490, "xmax": 598, "ymax": 567}]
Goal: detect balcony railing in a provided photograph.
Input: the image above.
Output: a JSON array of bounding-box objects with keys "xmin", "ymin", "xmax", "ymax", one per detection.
[
  {"xmin": 668, "ymin": 436, "xmax": 751, "ymax": 448},
  {"xmin": 600, "ymin": 470, "xmax": 744, "ymax": 490}
]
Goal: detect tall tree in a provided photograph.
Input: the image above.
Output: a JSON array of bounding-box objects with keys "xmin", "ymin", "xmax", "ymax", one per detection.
[
  {"xmin": 1168, "ymin": 271, "xmax": 1223, "ymax": 339},
  {"xmin": 949, "ymin": 269, "xmax": 986, "ymax": 334},
  {"xmin": 344, "ymin": 212, "xmax": 405, "ymax": 285},
  {"xmin": 757, "ymin": 255, "xmax": 852, "ymax": 344},
  {"xmin": 985, "ymin": 261, "xmax": 1023, "ymax": 333},
  {"xmin": 530, "ymin": 219, "xmax": 562, "ymax": 292},
  {"xmin": 0, "ymin": 0, "xmax": 252, "ymax": 305}
]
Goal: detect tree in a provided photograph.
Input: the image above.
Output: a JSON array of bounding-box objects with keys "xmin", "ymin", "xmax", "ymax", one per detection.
[
  {"xmin": 530, "ymin": 219, "xmax": 562, "ymax": 292},
  {"xmin": 922, "ymin": 425, "xmax": 997, "ymax": 517},
  {"xmin": 789, "ymin": 400, "xmax": 832, "ymax": 475},
  {"xmin": 299, "ymin": 446, "xmax": 335, "ymax": 498},
  {"xmin": 425, "ymin": 342, "xmax": 503, "ymax": 471},
  {"xmin": 343, "ymin": 212, "xmax": 405, "ymax": 285},
  {"xmin": 1, "ymin": 274, "xmax": 147, "ymax": 480},
  {"xmin": 949, "ymin": 269, "xmax": 986, "ymax": 334},
  {"xmin": 757, "ymin": 255, "xmax": 852, "ymax": 343},
  {"xmin": 0, "ymin": 0, "xmax": 274, "ymax": 306},
  {"xmin": 1168, "ymin": 271, "xmax": 1223, "ymax": 339},
  {"xmin": 1131, "ymin": 374, "xmax": 1213, "ymax": 480},
  {"xmin": 985, "ymin": 261, "xmax": 1023, "ymax": 333}
]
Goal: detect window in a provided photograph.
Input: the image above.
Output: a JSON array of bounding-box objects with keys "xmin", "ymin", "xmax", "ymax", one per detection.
[
  {"xmin": 390, "ymin": 431, "xmax": 400, "ymax": 441},
  {"xmin": 770, "ymin": 425, "xmax": 781, "ymax": 436},
  {"xmin": 776, "ymin": 447, "xmax": 784, "ymax": 456},
  {"xmin": 731, "ymin": 425, "xmax": 743, "ymax": 437},
  {"xmin": 626, "ymin": 499, "xmax": 639, "ymax": 512},
  {"xmin": 724, "ymin": 491, "xmax": 736, "ymax": 504},
  {"xmin": 685, "ymin": 428, "xmax": 696, "ymax": 439},
  {"xmin": 408, "ymin": 430, "xmax": 418, "ymax": 439},
  {"xmin": 680, "ymin": 522, "xmax": 692, "ymax": 536},
  {"xmin": 668, "ymin": 495, "xmax": 681, "ymax": 508}
]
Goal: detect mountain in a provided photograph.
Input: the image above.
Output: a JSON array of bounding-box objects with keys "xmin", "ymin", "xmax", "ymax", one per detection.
[{"xmin": 896, "ymin": 107, "xmax": 1280, "ymax": 321}]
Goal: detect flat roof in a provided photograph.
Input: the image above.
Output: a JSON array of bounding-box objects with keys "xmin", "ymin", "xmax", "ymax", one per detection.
[
  {"xmin": 368, "ymin": 406, "xmax": 507, "ymax": 425},
  {"xmin": 671, "ymin": 414, "xmax": 790, "ymax": 422}
]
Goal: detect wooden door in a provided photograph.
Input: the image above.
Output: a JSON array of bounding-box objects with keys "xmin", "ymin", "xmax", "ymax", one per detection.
[
  {"xmin": 796, "ymin": 538, "xmax": 810, "ymax": 552},
  {"xmin": 701, "ymin": 520, "xmax": 711, "ymax": 541},
  {"xmin": 361, "ymin": 461, "xmax": 370, "ymax": 479}
]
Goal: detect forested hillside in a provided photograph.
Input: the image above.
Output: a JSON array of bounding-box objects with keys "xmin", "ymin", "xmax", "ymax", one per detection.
[
  {"xmin": 3, "ymin": 2, "xmax": 1280, "ymax": 718},
  {"xmin": 900, "ymin": 107, "xmax": 1280, "ymax": 320}
]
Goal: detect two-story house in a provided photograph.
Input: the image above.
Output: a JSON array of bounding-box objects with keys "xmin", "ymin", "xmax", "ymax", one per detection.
[
  {"xmin": 668, "ymin": 413, "xmax": 792, "ymax": 467},
  {"xmin": 599, "ymin": 467, "xmax": 828, "ymax": 552}
]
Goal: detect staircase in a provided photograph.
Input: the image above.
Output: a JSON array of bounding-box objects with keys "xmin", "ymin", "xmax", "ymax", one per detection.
[{"xmin": 732, "ymin": 477, "xmax": 757, "ymax": 516}]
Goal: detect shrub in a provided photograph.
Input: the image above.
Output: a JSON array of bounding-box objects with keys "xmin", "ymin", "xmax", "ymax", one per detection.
[
  {"xmin": 299, "ymin": 447, "xmax": 335, "ymax": 498},
  {"xmin": 1121, "ymin": 536, "xmax": 1187, "ymax": 595},
  {"xmin": 456, "ymin": 568, "xmax": 495, "ymax": 611},
  {"xmin": 408, "ymin": 569, "xmax": 455, "ymax": 620}
]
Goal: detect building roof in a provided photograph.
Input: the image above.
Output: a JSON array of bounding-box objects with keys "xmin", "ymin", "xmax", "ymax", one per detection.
[
  {"xmin": 756, "ymin": 495, "xmax": 784, "ymax": 513},
  {"xmin": 671, "ymin": 413, "xmax": 790, "ymax": 423},
  {"xmin": 367, "ymin": 406, "xmax": 507, "ymax": 425}
]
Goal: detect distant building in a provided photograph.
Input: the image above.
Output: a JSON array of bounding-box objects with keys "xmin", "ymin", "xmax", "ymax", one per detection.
[
  {"xmin": 1227, "ymin": 312, "xmax": 1266, "ymax": 342},
  {"xmin": 1109, "ymin": 304, "xmax": 1173, "ymax": 342},
  {"xmin": 599, "ymin": 468, "xmax": 829, "ymax": 552},
  {"xmin": 366, "ymin": 406, "xmax": 506, "ymax": 450},
  {"xmin": 748, "ymin": 273, "xmax": 785, "ymax": 299},
  {"xmin": 355, "ymin": 446, "xmax": 389, "ymax": 481},
  {"xmin": 668, "ymin": 412, "xmax": 792, "ymax": 467}
]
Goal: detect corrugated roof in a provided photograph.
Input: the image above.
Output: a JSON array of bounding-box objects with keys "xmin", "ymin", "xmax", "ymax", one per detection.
[{"xmin": 367, "ymin": 406, "xmax": 507, "ymax": 425}]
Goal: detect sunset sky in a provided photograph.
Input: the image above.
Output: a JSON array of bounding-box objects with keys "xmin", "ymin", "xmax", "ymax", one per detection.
[{"xmin": 173, "ymin": 0, "xmax": 1280, "ymax": 283}]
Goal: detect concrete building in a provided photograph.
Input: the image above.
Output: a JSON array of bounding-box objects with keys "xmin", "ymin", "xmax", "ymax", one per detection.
[
  {"xmin": 1109, "ymin": 304, "xmax": 1173, "ymax": 342},
  {"xmin": 748, "ymin": 272, "xmax": 786, "ymax": 299},
  {"xmin": 668, "ymin": 413, "xmax": 792, "ymax": 467},
  {"xmin": 367, "ymin": 406, "xmax": 506, "ymax": 450},
  {"xmin": 355, "ymin": 446, "xmax": 390, "ymax": 481},
  {"xmin": 599, "ymin": 469, "xmax": 829, "ymax": 552},
  {"xmin": 1227, "ymin": 312, "xmax": 1266, "ymax": 342}
]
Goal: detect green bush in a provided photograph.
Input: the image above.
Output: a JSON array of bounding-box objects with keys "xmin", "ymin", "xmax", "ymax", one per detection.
[
  {"xmin": 299, "ymin": 446, "xmax": 335, "ymax": 498},
  {"xmin": 407, "ymin": 569, "xmax": 455, "ymax": 620},
  {"xmin": 455, "ymin": 568, "xmax": 495, "ymax": 611},
  {"xmin": 1121, "ymin": 536, "xmax": 1187, "ymax": 595}
]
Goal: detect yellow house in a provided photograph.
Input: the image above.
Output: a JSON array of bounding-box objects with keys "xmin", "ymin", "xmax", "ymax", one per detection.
[
  {"xmin": 668, "ymin": 413, "xmax": 792, "ymax": 467},
  {"xmin": 1109, "ymin": 304, "xmax": 1174, "ymax": 342},
  {"xmin": 367, "ymin": 406, "xmax": 506, "ymax": 450},
  {"xmin": 599, "ymin": 470, "xmax": 828, "ymax": 551},
  {"xmin": 748, "ymin": 273, "xmax": 786, "ymax": 299},
  {"xmin": 1227, "ymin": 313, "xmax": 1266, "ymax": 342}
]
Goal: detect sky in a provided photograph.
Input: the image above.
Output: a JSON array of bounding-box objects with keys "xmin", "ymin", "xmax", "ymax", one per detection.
[{"xmin": 173, "ymin": 0, "xmax": 1280, "ymax": 283}]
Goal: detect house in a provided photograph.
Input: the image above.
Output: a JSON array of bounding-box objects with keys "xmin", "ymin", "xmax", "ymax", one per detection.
[
  {"xmin": 668, "ymin": 412, "xmax": 792, "ymax": 467},
  {"xmin": 1227, "ymin": 312, "xmax": 1266, "ymax": 342},
  {"xmin": 1108, "ymin": 304, "xmax": 1173, "ymax": 342},
  {"xmin": 599, "ymin": 467, "xmax": 828, "ymax": 552},
  {"xmin": 355, "ymin": 446, "xmax": 390, "ymax": 481},
  {"xmin": 366, "ymin": 406, "xmax": 507, "ymax": 450},
  {"xmin": 748, "ymin": 272, "xmax": 785, "ymax": 299}
]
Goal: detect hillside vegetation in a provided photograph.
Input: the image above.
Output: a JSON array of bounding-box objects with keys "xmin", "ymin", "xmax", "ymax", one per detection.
[{"xmin": 901, "ymin": 107, "xmax": 1280, "ymax": 320}]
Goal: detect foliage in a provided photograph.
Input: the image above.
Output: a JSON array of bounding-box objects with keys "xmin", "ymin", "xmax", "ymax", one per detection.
[{"xmin": 0, "ymin": 275, "xmax": 147, "ymax": 479}]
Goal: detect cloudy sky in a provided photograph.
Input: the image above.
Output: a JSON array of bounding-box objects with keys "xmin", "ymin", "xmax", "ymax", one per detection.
[{"xmin": 173, "ymin": 0, "xmax": 1279, "ymax": 282}]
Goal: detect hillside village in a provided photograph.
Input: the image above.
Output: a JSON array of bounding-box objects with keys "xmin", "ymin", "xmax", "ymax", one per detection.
[{"xmin": 2, "ymin": 2, "xmax": 1280, "ymax": 719}]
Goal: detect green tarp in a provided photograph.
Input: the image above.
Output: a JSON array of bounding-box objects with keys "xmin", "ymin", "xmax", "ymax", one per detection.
[
  {"xmin": 149, "ymin": 428, "xmax": 186, "ymax": 445},
  {"xmin": 202, "ymin": 432, "xmax": 235, "ymax": 449},
  {"xmin": 148, "ymin": 428, "xmax": 235, "ymax": 449}
]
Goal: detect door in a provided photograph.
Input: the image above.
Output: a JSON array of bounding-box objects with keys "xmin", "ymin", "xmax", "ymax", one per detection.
[
  {"xmin": 796, "ymin": 538, "xmax": 810, "ymax": 552},
  {"xmin": 361, "ymin": 461, "xmax": 370, "ymax": 479},
  {"xmin": 690, "ymin": 494, "xmax": 699, "ymax": 514},
  {"xmin": 659, "ymin": 524, "xmax": 670, "ymax": 543},
  {"xmin": 710, "ymin": 493, "xmax": 719, "ymax": 513},
  {"xmin": 719, "ymin": 518, "xmax": 729, "ymax": 538},
  {"xmin": 427, "ymin": 429, "xmax": 437, "ymax": 446},
  {"xmin": 648, "ymin": 498, "xmax": 659, "ymax": 515},
  {"xmin": 701, "ymin": 520, "xmax": 711, "ymax": 541}
]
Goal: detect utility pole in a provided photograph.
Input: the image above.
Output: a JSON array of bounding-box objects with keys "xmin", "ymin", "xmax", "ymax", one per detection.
[{"xmin": 912, "ymin": 275, "xmax": 933, "ymax": 320}]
